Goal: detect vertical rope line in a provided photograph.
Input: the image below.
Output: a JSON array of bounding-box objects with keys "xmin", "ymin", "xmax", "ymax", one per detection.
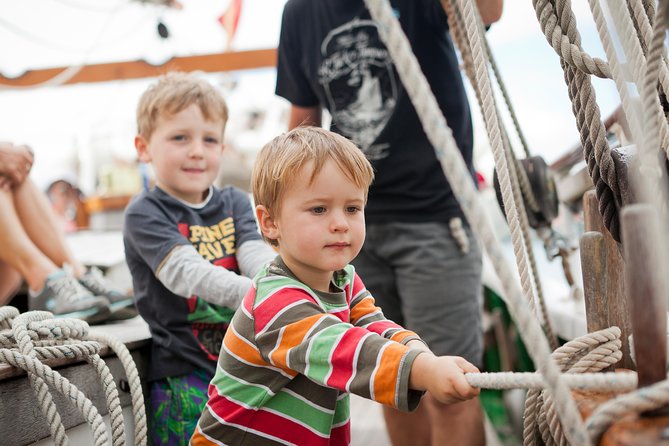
[
  {"xmin": 606, "ymin": 0, "xmax": 669, "ymax": 154},
  {"xmin": 362, "ymin": 0, "xmax": 590, "ymax": 444},
  {"xmin": 540, "ymin": 0, "xmax": 622, "ymax": 241},
  {"xmin": 14, "ymin": 312, "xmax": 68, "ymax": 445},
  {"xmin": 445, "ymin": 0, "xmax": 559, "ymax": 349}
]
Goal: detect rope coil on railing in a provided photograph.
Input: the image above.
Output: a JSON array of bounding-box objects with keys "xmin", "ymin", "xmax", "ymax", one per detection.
[{"xmin": 0, "ymin": 307, "xmax": 146, "ymax": 446}]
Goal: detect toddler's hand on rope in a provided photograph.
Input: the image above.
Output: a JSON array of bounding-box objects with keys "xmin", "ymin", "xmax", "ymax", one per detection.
[{"xmin": 409, "ymin": 353, "xmax": 480, "ymax": 404}]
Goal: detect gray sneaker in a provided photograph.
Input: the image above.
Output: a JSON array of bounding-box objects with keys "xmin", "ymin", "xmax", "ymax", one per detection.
[
  {"xmin": 30, "ymin": 269, "xmax": 111, "ymax": 324},
  {"xmin": 79, "ymin": 267, "xmax": 137, "ymax": 320}
]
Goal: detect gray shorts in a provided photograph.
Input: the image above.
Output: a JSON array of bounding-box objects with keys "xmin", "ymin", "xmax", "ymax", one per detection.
[{"xmin": 353, "ymin": 221, "xmax": 483, "ymax": 367}]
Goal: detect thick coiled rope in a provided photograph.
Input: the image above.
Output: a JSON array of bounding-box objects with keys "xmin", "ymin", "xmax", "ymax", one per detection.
[
  {"xmin": 538, "ymin": 0, "xmax": 623, "ymax": 242},
  {"xmin": 0, "ymin": 307, "xmax": 146, "ymax": 445}
]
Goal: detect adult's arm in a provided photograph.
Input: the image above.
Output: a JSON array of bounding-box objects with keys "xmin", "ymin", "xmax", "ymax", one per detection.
[
  {"xmin": 288, "ymin": 105, "xmax": 322, "ymax": 130},
  {"xmin": 474, "ymin": 0, "xmax": 503, "ymax": 25}
]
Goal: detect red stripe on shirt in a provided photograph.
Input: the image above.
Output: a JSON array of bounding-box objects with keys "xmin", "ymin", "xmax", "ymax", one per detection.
[
  {"xmin": 326, "ymin": 327, "xmax": 369, "ymax": 390},
  {"xmin": 208, "ymin": 394, "xmax": 331, "ymax": 445},
  {"xmin": 366, "ymin": 320, "xmax": 402, "ymax": 336},
  {"xmin": 330, "ymin": 423, "xmax": 351, "ymax": 446},
  {"xmin": 254, "ymin": 288, "xmax": 315, "ymax": 333}
]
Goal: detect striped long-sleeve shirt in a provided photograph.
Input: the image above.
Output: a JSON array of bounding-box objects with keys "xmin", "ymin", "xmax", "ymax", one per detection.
[{"xmin": 191, "ymin": 258, "xmax": 425, "ymax": 446}]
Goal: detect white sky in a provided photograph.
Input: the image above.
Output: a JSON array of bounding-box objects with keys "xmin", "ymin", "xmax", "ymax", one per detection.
[{"xmin": 0, "ymin": 0, "xmax": 621, "ymax": 192}]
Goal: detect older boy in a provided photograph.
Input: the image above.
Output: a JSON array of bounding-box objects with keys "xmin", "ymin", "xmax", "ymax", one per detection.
[
  {"xmin": 191, "ymin": 127, "xmax": 479, "ymax": 446},
  {"xmin": 123, "ymin": 72, "xmax": 275, "ymax": 445}
]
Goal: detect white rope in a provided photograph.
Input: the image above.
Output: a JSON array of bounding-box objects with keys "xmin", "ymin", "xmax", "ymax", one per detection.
[
  {"xmin": 532, "ymin": 0, "xmax": 612, "ymax": 78},
  {"xmin": 635, "ymin": 0, "xmax": 669, "ymax": 216},
  {"xmin": 467, "ymin": 371, "xmax": 636, "ymax": 391},
  {"xmin": 441, "ymin": 0, "xmax": 558, "ymax": 350},
  {"xmin": 586, "ymin": 0, "xmax": 645, "ymax": 153},
  {"xmin": 361, "ymin": 0, "xmax": 590, "ymax": 444},
  {"xmin": 0, "ymin": 308, "xmax": 146, "ymax": 445},
  {"xmin": 89, "ymin": 331, "xmax": 148, "ymax": 446}
]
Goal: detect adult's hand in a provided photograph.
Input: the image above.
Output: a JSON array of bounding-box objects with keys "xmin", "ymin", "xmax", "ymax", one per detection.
[{"xmin": 0, "ymin": 142, "xmax": 34, "ymax": 186}]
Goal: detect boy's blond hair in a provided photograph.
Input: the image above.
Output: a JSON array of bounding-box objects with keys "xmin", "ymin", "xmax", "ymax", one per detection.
[
  {"xmin": 252, "ymin": 127, "xmax": 374, "ymax": 243},
  {"xmin": 136, "ymin": 71, "xmax": 229, "ymax": 139}
]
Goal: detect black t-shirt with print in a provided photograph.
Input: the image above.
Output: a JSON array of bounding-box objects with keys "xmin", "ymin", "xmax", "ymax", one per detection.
[
  {"xmin": 123, "ymin": 186, "xmax": 263, "ymax": 381},
  {"xmin": 276, "ymin": 0, "xmax": 476, "ymax": 224}
]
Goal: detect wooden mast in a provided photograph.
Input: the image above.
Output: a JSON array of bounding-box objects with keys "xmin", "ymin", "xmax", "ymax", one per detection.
[{"xmin": 0, "ymin": 48, "xmax": 277, "ymax": 87}]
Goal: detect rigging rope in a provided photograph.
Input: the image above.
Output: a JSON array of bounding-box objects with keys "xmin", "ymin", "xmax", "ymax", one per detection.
[
  {"xmin": 443, "ymin": 0, "xmax": 558, "ymax": 351},
  {"xmin": 363, "ymin": 0, "xmax": 669, "ymax": 444},
  {"xmin": 362, "ymin": 0, "xmax": 589, "ymax": 443}
]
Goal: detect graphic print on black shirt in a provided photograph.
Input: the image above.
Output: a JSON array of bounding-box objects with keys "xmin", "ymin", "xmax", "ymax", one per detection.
[
  {"xmin": 318, "ymin": 19, "xmax": 397, "ymax": 160},
  {"xmin": 178, "ymin": 219, "xmax": 237, "ymax": 360}
]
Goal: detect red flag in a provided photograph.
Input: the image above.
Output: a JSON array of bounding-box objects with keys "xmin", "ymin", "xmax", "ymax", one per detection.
[{"xmin": 218, "ymin": 0, "xmax": 243, "ymax": 51}]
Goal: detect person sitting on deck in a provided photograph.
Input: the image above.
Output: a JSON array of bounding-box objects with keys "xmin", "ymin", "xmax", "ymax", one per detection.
[
  {"xmin": 123, "ymin": 72, "xmax": 276, "ymax": 445},
  {"xmin": 191, "ymin": 126, "xmax": 480, "ymax": 446},
  {"xmin": 0, "ymin": 141, "xmax": 133, "ymax": 323}
]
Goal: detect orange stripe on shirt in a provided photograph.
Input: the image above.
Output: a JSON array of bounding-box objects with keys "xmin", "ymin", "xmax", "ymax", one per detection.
[
  {"xmin": 390, "ymin": 330, "xmax": 418, "ymax": 344},
  {"xmin": 373, "ymin": 342, "xmax": 408, "ymax": 407},
  {"xmin": 191, "ymin": 426, "xmax": 218, "ymax": 446},
  {"xmin": 224, "ymin": 328, "xmax": 267, "ymax": 366},
  {"xmin": 270, "ymin": 313, "xmax": 325, "ymax": 368},
  {"xmin": 349, "ymin": 296, "xmax": 381, "ymax": 323}
]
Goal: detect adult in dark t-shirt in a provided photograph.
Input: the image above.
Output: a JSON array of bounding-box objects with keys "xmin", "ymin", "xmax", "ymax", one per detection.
[{"xmin": 276, "ymin": 1, "xmax": 503, "ymax": 445}]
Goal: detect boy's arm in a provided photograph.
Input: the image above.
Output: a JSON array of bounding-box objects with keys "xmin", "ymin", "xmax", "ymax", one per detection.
[
  {"xmin": 157, "ymin": 244, "xmax": 252, "ymax": 308},
  {"xmin": 254, "ymin": 285, "xmax": 424, "ymax": 411},
  {"xmin": 236, "ymin": 239, "xmax": 276, "ymax": 279},
  {"xmin": 229, "ymin": 187, "xmax": 275, "ymax": 279}
]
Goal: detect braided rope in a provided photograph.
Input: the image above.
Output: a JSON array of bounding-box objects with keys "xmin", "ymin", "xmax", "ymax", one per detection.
[
  {"xmin": 532, "ymin": 0, "xmax": 611, "ymax": 78},
  {"xmin": 606, "ymin": 0, "xmax": 669, "ymax": 155},
  {"xmin": 629, "ymin": 0, "xmax": 669, "ymax": 119},
  {"xmin": 586, "ymin": 0, "xmax": 645, "ymax": 150},
  {"xmin": 634, "ymin": 0, "xmax": 669, "ymax": 210},
  {"xmin": 586, "ymin": 378, "xmax": 669, "ymax": 443},
  {"xmin": 443, "ymin": 0, "xmax": 558, "ymax": 349},
  {"xmin": 523, "ymin": 327, "xmax": 622, "ymax": 446},
  {"xmin": 89, "ymin": 331, "xmax": 147, "ymax": 446},
  {"xmin": 0, "ymin": 349, "xmax": 111, "ymax": 446},
  {"xmin": 0, "ymin": 308, "xmax": 145, "ymax": 445},
  {"xmin": 544, "ymin": 0, "xmax": 622, "ymax": 241},
  {"xmin": 86, "ymin": 353, "xmax": 125, "ymax": 446},
  {"xmin": 13, "ymin": 311, "xmax": 71, "ymax": 445}
]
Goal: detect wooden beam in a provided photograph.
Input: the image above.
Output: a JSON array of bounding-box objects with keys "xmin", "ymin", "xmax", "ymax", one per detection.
[{"xmin": 0, "ymin": 48, "xmax": 277, "ymax": 88}]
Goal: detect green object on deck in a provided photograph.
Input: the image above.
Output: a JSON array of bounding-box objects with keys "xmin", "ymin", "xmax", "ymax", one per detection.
[{"xmin": 480, "ymin": 285, "xmax": 536, "ymax": 445}]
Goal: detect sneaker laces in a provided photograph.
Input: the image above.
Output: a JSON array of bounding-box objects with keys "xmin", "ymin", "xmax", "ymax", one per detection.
[
  {"xmin": 50, "ymin": 274, "xmax": 93, "ymax": 304},
  {"xmin": 80, "ymin": 266, "xmax": 118, "ymax": 297}
]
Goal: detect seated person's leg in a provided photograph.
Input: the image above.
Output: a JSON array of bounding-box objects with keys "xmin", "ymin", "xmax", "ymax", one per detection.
[
  {"xmin": 12, "ymin": 178, "xmax": 80, "ymax": 274},
  {"xmin": 0, "ymin": 262, "xmax": 22, "ymax": 306},
  {"xmin": 13, "ymin": 179, "xmax": 134, "ymax": 319},
  {"xmin": 0, "ymin": 182, "xmax": 56, "ymax": 290},
  {"xmin": 150, "ymin": 369, "xmax": 211, "ymax": 445},
  {"xmin": 0, "ymin": 183, "xmax": 110, "ymax": 323}
]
